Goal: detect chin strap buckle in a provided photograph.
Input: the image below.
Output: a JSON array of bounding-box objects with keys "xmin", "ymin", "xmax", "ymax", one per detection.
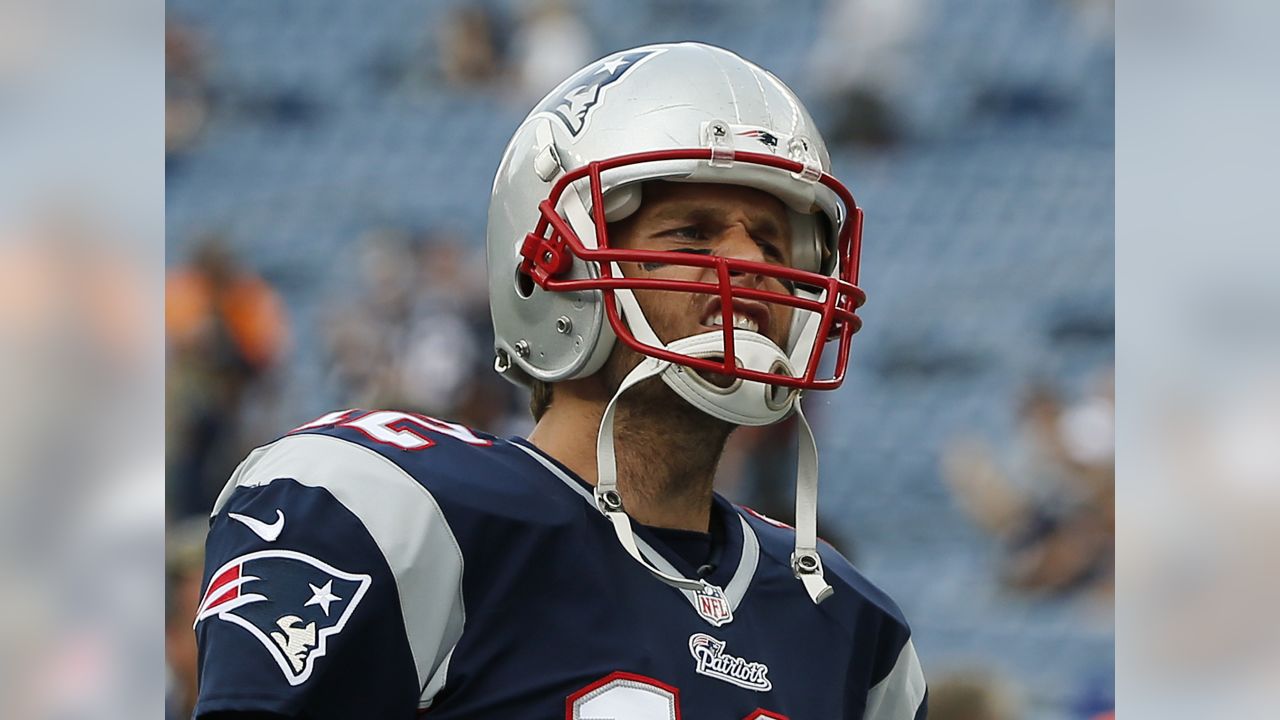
[
  {"xmin": 792, "ymin": 550, "xmax": 834, "ymax": 604},
  {"xmin": 596, "ymin": 488, "xmax": 624, "ymax": 514},
  {"xmin": 792, "ymin": 550, "xmax": 821, "ymax": 575}
]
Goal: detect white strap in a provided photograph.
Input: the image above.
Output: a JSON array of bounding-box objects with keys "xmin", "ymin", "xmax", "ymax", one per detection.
[
  {"xmin": 593, "ymin": 354, "xmax": 832, "ymax": 604},
  {"xmin": 600, "ymin": 260, "xmax": 829, "ymax": 603},
  {"xmin": 610, "ymin": 276, "xmax": 666, "ymax": 348},
  {"xmin": 594, "ymin": 356, "xmax": 706, "ymax": 592},
  {"xmin": 792, "ymin": 403, "xmax": 833, "ymax": 603}
]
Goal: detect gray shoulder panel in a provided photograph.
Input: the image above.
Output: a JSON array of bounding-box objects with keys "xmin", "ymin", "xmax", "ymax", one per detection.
[
  {"xmin": 862, "ymin": 639, "xmax": 926, "ymax": 720},
  {"xmin": 211, "ymin": 433, "xmax": 465, "ymax": 702}
]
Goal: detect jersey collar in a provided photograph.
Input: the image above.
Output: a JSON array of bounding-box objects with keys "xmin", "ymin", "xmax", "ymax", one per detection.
[{"xmin": 508, "ymin": 437, "xmax": 760, "ymax": 619}]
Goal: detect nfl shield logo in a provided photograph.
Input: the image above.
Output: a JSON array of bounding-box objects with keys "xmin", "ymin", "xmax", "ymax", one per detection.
[{"xmin": 693, "ymin": 582, "xmax": 733, "ymax": 627}]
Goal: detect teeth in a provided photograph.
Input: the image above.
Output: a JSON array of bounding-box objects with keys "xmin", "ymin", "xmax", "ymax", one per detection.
[{"xmin": 707, "ymin": 312, "xmax": 758, "ymax": 333}]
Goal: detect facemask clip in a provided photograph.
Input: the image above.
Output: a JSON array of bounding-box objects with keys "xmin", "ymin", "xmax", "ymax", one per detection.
[
  {"xmin": 704, "ymin": 120, "xmax": 736, "ymax": 168},
  {"xmin": 788, "ymin": 136, "xmax": 821, "ymax": 183}
]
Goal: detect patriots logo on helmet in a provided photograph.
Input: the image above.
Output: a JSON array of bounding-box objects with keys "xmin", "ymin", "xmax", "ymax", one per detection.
[
  {"xmin": 194, "ymin": 549, "xmax": 371, "ymax": 685},
  {"xmin": 736, "ymin": 129, "xmax": 780, "ymax": 150},
  {"xmin": 538, "ymin": 49, "xmax": 662, "ymax": 136}
]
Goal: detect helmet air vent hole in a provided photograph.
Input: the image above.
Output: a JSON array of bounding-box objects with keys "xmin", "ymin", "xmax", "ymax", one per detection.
[{"xmin": 514, "ymin": 266, "xmax": 536, "ymax": 299}]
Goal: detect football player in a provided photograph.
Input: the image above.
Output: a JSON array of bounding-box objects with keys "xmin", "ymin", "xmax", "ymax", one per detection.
[{"xmin": 194, "ymin": 42, "xmax": 927, "ymax": 719}]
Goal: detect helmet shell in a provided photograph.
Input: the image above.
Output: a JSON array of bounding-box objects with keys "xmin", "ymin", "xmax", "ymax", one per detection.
[{"xmin": 487, "ymin": 42, "xmax": 846, "ymax": 386}]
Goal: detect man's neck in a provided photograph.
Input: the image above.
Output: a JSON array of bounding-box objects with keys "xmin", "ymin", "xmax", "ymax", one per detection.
[{"xmin": 527, "ymin": 377, "xmax": 733, "ymax": 533}]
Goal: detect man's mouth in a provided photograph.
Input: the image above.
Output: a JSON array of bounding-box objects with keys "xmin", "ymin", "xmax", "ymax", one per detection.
[
  {"xmin": 699, "ymin": 300, "xmax": 770, "ymax": 337},
  {"xmin": 704, "ymin": 311, "xmax": 759, "ymax": 333}
]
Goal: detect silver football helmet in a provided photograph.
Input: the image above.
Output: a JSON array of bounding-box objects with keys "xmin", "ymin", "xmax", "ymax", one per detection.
[{"xmin": 486, "ymin": 43, "xmax": 866, "ymax": 604}]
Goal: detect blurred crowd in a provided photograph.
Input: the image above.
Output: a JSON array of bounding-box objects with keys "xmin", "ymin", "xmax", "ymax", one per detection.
[
  {"xmin": 167, "ymin": 0, "xmax": 598, "ymax": 165},
  {"xmin": 924, "ymin": 668, "xmax": 1111, "ymax": 720},
  {"xmin": 322, "ymin": 227, "xmax": 523, "ymax": 434},
  {"xmin": 400, "ymin": 0, "xmax": 596, "ymax": 107},
  {"xmin": 932, "ymin": 367, "xmax": 1114, "ymax": 720},
  {"xmin": 166, "ymin": 236, "xmax": 289, "ymax": 519},
  {"xmin": 944, "ymin": 367, "xmax": 1115, "ymax": 602}
]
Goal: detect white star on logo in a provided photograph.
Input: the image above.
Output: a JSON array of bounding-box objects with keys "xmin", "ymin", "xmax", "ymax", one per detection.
[
  {"xmin": 599, "ymin": 56, "xmax": 629, "ymax": 75},
  {"xmin": 304, "ymin": 580, "xmax": 342, "ymax": 617}
]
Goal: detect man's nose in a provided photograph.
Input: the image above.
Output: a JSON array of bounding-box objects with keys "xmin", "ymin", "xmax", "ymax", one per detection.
[{"xmin": 715, "ymin": 224, "xmax": 767, "ymax": 280}]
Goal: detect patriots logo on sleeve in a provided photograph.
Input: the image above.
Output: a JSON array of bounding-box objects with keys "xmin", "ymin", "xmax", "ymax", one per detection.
[{"xmin": 194, "ymin": 549, "xmax": 372, "ymax": 685}]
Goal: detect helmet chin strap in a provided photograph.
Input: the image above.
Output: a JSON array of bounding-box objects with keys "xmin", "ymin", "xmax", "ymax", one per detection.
[
  {"xmin": 592, "ymin": 287, "xmax": 833, "ymax": 604},
  {"xmin": 791, "ymin": 402, "xmax": 835, "ymax": 603},
  {"xmin": 594, "ymin": 354, "xmax": 707, "ymax": 594}
]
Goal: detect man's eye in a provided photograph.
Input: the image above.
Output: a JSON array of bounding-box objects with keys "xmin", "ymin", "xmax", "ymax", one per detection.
[
  {"xmin": 665, "ymin": 226, "xmax": 704, "ymax": 240},
  {"xmin": 759, "ymin": 241, "xmax": 785, "ymax": 261}
]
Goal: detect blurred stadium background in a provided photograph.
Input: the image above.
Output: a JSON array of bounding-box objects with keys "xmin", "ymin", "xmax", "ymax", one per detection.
[{"xmin": 165, "ymin": 1, "xmax": 1114, "ymax": 718}]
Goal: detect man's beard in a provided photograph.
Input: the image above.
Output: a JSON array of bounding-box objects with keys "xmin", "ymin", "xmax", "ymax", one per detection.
[
  {"xmin": 600, "ymin": 343, "xmax": 732, "ymax": 430},
  {"xmin": 598, "ymin": 342, "xmax": 736, "ymax": 506}
]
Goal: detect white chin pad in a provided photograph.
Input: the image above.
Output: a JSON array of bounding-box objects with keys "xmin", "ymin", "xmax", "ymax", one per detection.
[{"xmin": 660, "ymin": 330, "xmax": 799, "ymax": 426}]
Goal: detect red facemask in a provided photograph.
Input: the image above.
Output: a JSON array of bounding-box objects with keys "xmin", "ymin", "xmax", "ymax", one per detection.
[{"xmin": 517, "ymin": 148, "xmax": 865, "ymax": 391}]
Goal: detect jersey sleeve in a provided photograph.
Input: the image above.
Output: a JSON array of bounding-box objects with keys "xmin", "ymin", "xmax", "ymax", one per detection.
[
  {"xmin": 193, "ymin": 433, "xmax": 466, "ymax": 719},
  {"xmin": 811, "ymin": 541, "xmax": 928, "ymax": 720},
  {"xmin": 861, "ymin": 636, "xmax": 927, "ymax": 720}
]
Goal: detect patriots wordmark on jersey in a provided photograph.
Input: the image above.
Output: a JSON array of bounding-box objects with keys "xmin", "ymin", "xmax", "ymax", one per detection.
[{"xmin": 195, "ymin": 409, "xmax": 927, "ymax": 718}]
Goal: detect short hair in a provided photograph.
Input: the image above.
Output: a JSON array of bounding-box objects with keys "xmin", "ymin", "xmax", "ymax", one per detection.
[{"xmin": 529, "ymin": 378, "xmax": 553, "ymax": 421}]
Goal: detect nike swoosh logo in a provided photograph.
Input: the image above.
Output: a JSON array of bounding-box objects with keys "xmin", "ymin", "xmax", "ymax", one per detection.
[{"xmin": 228, "ymin": 509, "xmax": 286, "ymax": 542}]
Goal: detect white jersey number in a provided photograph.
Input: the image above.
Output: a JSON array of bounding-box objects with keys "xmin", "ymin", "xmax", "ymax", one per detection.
[
  {"xmin": 566, "ymin": 672, "xmax": 789, "ymax": 720},
  {"xmin": 568, "ymin": 673, "xmax": 678, "ymax": 720},
  {"xmin": 291, "ymin": 409, "xmax": 491, "ymax": 451}
]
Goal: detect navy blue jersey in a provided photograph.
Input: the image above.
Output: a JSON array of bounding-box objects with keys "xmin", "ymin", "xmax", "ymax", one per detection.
[{"xmin": 195, "ymin": 409, "xmax": 927, "ymax": 719}]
